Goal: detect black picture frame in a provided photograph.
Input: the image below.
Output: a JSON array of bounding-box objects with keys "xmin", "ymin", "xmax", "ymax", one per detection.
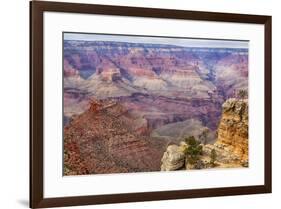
[{"xmin": 30, "ymin": 1, "xmax": 272, "ymax": 208}]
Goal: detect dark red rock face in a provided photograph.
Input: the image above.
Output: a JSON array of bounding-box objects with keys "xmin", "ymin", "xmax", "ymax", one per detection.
[
  {"xmin": 64, "ymin": 101, "xmax": 166, "ymax": 175},
  {"xmin": 63, "ymin": 40, "xmax": 248, "ymax": 175}
]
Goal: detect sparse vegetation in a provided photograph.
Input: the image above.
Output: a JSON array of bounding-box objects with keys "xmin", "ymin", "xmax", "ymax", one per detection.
[
  {"xmin": 210, "ymin": 149, "xmax": 217, "ymax": 167},
  {"xmin": 181, "ymin": 136, "xmax": 219, "ymax": 169},
  {"xmin": 183, "ymin": 136, "xmax": 203, "ymax": 165}
]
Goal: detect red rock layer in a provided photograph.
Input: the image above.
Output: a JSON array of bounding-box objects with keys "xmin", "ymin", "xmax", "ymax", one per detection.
[{"xmin": 64, "ymin": 100, "xmax": 165, "ymax": 175}]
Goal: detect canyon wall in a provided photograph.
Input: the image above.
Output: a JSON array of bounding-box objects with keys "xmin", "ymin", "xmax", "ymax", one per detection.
[
  {"xmin": 64, "ymin": 100, "xmax": 166, "ymax": 175},
  {"xmin": 64, "ymin": 40, "xmax": 248, "ymax": 133},
  {"xmin": 215, "ymin": 98, "xmax": 248, "ymax": 162}
]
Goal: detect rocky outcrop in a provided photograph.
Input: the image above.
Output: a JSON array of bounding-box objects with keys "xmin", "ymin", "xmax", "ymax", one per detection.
[
  {"xmin": 161, "ymin": 145, "xmax": 185, "ymax": 171},
  {"xmin": 160, "ymin": 98, "xmax": 248, "ymax": 171},
  {"xmin": 215, "ymin": 98, "xmax": 248, "ymax": 162},
  {"xmin": 160, "ymin": 141, "xmax": 247, "ymax": 172},
  {"xmin": 64, "ymin": 99, "xmax": 166, "ymax": 175}
]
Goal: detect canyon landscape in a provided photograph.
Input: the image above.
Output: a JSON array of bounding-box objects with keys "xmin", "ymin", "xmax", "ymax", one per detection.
[{"xmin": 63, "ymin": 33, "xmax": 249, "ymax": 175}]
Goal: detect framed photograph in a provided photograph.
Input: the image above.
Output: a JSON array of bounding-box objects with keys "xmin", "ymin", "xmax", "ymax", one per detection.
[{"xmin": 30, "ymin": 1, "xmax": 272, "ymax": 208}]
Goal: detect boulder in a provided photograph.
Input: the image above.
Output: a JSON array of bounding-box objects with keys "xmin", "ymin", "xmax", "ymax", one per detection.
[{"xmin": 161, "ymin": 145, "xmax": 185, "ymax": 171}]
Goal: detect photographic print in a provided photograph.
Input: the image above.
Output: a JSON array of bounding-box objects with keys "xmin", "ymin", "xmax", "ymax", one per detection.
[
  {"xmin": 30, "ymin": 2, "xmax": 271, "ymax": 207},
  {"xmin": 63, "ymin": 32, "xmax": 249, "ymax": 176}
]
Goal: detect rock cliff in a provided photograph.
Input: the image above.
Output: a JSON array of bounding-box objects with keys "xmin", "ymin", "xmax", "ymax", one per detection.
[
  {"xmin": 64, "ymin": 100, "xmax": 166, "ymax": 175},
  {"xmin": 215, "ymin": 98, "xmax": 248, "ymax": 162},
  {"xmin": 160, "ymin": 98, "xmax": 248, "ymax": 171}
]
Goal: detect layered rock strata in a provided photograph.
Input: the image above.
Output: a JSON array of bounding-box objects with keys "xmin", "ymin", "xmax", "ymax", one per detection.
[
  {"xmin": 215, "ymin": 98, "xmax": 248, "ymax": 162},
  {"xmin": 64, "ymin": 100, "xmax": 166, "ymax": 175}
]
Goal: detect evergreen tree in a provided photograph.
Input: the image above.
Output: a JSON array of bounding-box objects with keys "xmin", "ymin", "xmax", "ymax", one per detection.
[{"xmin": 184, "ymin": 136, "xmax": 203, "ymax": 165}]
